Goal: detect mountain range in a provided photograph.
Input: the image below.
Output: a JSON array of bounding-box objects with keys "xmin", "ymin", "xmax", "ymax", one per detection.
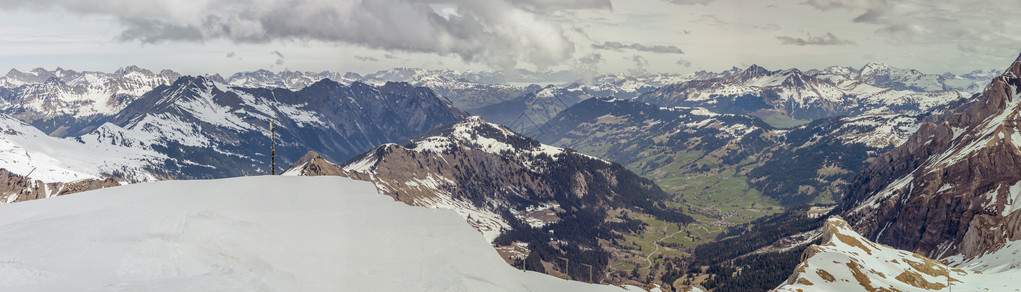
[
  {"xmin": 0, "ymin": 59, "xmax": 1015, "ymax": 291},
  {"xmin": 637, "ymin": 63, "xmax": 981, "ymax": 125}
]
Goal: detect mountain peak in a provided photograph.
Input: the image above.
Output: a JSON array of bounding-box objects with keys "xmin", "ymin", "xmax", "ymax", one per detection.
[
  {"xmin": 734, "ymin": 64, "xmax": 772, "ymax": 80},
  {"xmin": 859, "ymin": 62, "xmax": 891, "ymax": 76},
  {"xmin": 1004, "ymin": 51, "xmax": 1021, "ymax": 78},
  {"xmin": 283, "ymin": 151, "xmax": 346, "ymax": 176},
  {"xmin": 115, "ymin": 65, "xmax": 156, "ymax": 77}
]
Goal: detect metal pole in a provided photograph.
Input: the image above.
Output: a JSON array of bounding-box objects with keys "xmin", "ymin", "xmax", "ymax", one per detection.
[{"xmin": 270, "ymin": 121, "xmax": 276, "ymax": 175}]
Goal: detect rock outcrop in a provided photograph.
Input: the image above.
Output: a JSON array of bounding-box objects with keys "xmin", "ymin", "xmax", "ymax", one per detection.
[
  {"xmin": 0, "ymin": 168, "xmax": 120, "ymax": 204},
  {"xmin": 841, "ymin": 53, "xmax": 1021, "ymax": 260},
  {"xmin": 776, "ymin": 216, "xmax": 1020, "ymax": 292}
]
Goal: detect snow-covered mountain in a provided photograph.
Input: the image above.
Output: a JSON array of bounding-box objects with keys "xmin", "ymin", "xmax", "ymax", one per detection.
[
  {"xmin": 840, "ymin": 53, "xmax": 1021, "ymax": 261},
  {"xmin": 468, "ymin": 71, "xmax": 735, "ymax": 137},
  {"xmin": 0, "ymin": 175, "xmax": 647, "ymax": 291},
  {"xmin": 639, "ymin": 64, "xmax": 972, "ymax": 122},
  {"xmin": 0, "ymin": 114, "xmax": 163, "ymax": 183},
  {"xmin": 853, "ymin": 62, "xmax": 994, "ymax": 92},
  {"xmin": 222, "ymin": 69, "xmax": 352, "ymax": 91},
  {"xmin": 540, "ymin": 97, "xmax": 928, "ymax": 207},
  {"xmin": 285, "ymin": 116, "xmax": 691, "ymax": 285},
  {"xmin": 79, "ymin": 76, "xmax": 466, "ymax": 179},
  {"xmin": 0, "ymin": 66, "xmax": 181, "ymax": 136},
  {"xmin": 472, "ymin": 85, "xmax": 590, "ymax": 135},
  {"xmin": 228, "ymin": 67, "xmax": 732, "ymax": 113},
  {"xmin": 776, "ymin": 216, "xmax": 1020, "ymax": 291}
]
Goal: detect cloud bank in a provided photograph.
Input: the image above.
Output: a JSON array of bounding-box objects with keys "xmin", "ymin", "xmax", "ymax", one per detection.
[
  {"xmin": 800, "ymin": 0, "xmax": 1021, "ymax": 54},
  {"xmin": 593, "ymin": 41, "xmax": 684, "ymax": 54},
  {"xmin": 776, "ymin": 33, "xmax": 855, "ymax": 46},
  {"xmin": 0, "ymin": 0, "xmax": 613, "ymax": 70}
]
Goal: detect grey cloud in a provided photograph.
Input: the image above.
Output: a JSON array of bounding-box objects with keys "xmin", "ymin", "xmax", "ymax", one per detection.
[
  {"xmin": 676, "ymin": 59, "xmax": 692, "ymax": 67},
  {"xmin": 776, "ymin": 32, "xmax": 855, "ymax": 46},
  {"xmin": 0, "ymin": 0, "xmax": 612, "ymax": 70},
  {"xmin": 692, "ymin": 14, "xmax": 727, "ymax": 26},
  {"xmin": 852, "ymin": 9, "xmax": 884, "ymax": 23},
  {"xmin": 271, "ymin": 50, "xmax": 285, "ymax": 65},
  {"xmin": 592, "ymin": 41, "xmax": 684, "ymax": 54},
  {"xmin": 573, "ymin": 53, "xmax": 602, "ymax": 84},
  {"xmin": 117, "ymin": 18, "xmax": 203, "ymax": 43},
  {"xmin": 226, "ymin": 52, "xmax": 235, "ymax": 58},
  {"xmin": 510, "ymin": 0, "xmax": 612, "ymax": 10},
  {"xmin": 356, "ymin": 55, "xmax": 380, "ymax": 62},
  {"xmin": 759, "ymin": 23, "xmax": 781, "ymax": 31},
  {"xmin": 800, "ymin": 0, "xmax": 1020, "ymax": 50},
  {"xmin": 801, "ymin": 0, "xmax": 855, "ymax": 11},
  {"xmin": 628, "ymin": 55, "xmax": 648, "ymax": 76},
  {"xmin": 383, "ymin": 53, "xmax": 398, "ymax": 60}
]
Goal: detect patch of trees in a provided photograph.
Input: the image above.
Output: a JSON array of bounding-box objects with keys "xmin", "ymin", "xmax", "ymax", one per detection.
[
  {"xmin": 688, "ymin": 209, "xmax": 824, "ymax": 291},
  {"xmin": 748, "ymin": 118, "xmax": 877, "ymax": 206},
  {"xmin": 693, "ymin": 209, "xmax": 822, "ymax": 265},
  {"xmin": 546, "ymin": 154, "xmax": 693, "ymax": 224},
  {"xmin": 701, "ymin": 249, "xmax": 803, "ymax": 291},
  {"xmin": 606, "ymin": 212, "xmax": 647, "ymax": 234}
]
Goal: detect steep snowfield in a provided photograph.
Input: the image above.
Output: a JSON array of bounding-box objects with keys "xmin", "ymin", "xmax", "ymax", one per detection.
[
  {"xmin": 776, "ymin": 217, "xmax": 1021, "ymax": 291},
  {"xmin": 0, "ymin": 176, "xmax": 641, "ymax": 291},
  {"xmin": 0, "ymin": 115, "xmax": 161, "ymax": 182}
]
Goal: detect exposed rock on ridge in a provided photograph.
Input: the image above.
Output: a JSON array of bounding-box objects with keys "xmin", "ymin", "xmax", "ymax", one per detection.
[{"xmin": 841, "ymin": 52, "xmax": 1021, "ymax": 260}]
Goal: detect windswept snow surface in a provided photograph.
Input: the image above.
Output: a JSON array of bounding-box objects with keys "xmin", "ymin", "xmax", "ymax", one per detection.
[{"xmin": 0, "ymin": 176, "xmax": 638, "ymax": 291}]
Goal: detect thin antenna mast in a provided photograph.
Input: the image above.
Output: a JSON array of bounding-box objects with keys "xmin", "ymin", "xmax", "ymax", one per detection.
[{"xmin": 271, "ymin": 121, "xmax": 276, "ymax": 175}]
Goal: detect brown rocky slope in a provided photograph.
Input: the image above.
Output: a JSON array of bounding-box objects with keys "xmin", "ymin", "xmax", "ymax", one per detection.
[{"xmin": 841, "ymin": 52, "xmax": 1021, "ymax": 260}]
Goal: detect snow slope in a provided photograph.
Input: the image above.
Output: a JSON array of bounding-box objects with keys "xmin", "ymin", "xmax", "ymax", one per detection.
[
  {"xmin": 776, "ymin": 216, "xmax": 1021, "ymax": 291},
  {"xmin": 0, "ymin": 176, "xmax": 640, "ymax": 291},
  {"xmin": 0, "ymin": 115, "xmax": 162, "ymax": 182}
]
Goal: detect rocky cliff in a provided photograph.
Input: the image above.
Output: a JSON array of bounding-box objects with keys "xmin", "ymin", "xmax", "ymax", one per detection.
[
  {"xmin": 0, "ymin": 168, "xmax": 120, "ymax": 204},
  {"xmin": 841, "ymin": 53, "xmax": 1021, "ymax": 260}
]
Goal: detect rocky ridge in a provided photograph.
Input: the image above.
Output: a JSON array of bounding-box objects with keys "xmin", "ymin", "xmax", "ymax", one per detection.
[
  {"xmin": 775, "ymin": 216, "xmax": 1021, "ymax": 291},
  {"xmin": 841, "ymin": 53, "xmax": 1021, "ymax": 260},
  {"xmin": 638, "ymin": 64, "xmax": 973, "ymax": 123}
]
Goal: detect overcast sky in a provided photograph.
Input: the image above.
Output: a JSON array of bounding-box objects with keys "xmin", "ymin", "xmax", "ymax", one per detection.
[{"xmin": 0, "ymin": 0, "xmax": 1017, "ymax": 76}]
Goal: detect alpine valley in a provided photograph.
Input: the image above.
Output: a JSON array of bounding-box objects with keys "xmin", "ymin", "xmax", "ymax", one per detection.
[{"xmin": 2, "ymin": 55, "xmax": 1019, "ymax": 292}]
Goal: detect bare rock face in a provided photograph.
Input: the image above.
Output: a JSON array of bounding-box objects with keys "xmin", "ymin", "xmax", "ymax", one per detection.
[
  {"xmin": 841, "ymin": 53, "xmax": 1021, "ymax": 260},
  {"xmin": 0, "ymin": 168, "xmax": 120, "ymax": 204},
  {"xmin": 282, "ymin": 151, "xmax": 347, "ymax": 177}
]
